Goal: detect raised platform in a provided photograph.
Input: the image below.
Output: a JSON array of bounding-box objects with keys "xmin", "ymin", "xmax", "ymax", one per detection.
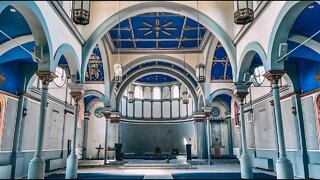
[{"xmin": 120, "ymin": 159, "xmax": 196, "ymax": 169}]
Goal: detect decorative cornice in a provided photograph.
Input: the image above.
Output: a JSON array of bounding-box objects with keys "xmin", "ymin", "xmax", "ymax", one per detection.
[
  {"xmin": 35, "ymin": 71, "xmax": 57, "ymax": 85},
  {"xmin": 264, "ymin": 70, "xmax": 286, "ymax": 84}
]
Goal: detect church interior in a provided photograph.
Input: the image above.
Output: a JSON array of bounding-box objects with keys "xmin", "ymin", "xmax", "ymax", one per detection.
[{"xmin": 0, "ymin": 1, "xmax": 319, "ymax": 179}]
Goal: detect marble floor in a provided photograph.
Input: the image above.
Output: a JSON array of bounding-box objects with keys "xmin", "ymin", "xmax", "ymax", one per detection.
[{"xmin": 46, "ymin": 158, "xmax": 277, "ymax": 179}]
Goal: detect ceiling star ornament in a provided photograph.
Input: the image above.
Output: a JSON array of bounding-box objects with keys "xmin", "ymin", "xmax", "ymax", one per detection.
[{"xmin": 138, "ymin": 18, "xmax": 177, "ymax": 39}]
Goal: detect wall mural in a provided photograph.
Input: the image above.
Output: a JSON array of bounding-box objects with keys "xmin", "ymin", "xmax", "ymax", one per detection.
[{"xmin": 0, "ymin": 94, "xmax": 6, "ymax": 149}]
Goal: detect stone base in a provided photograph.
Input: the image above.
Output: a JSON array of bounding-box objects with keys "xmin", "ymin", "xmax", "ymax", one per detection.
[
  {"xmin": 239, "ymin": 155, "xmax": 253, "ymax": 179},
  {"xmin": 65, "ymin": 155, "xmax": 78, "ymax": 179},
  {"xmin": 276, "ymin": 158, "xmax": 294, "ymax": 179},
  {"xmin": 27, "ymin": 157, "xmax": 45, "ymax": 179}
]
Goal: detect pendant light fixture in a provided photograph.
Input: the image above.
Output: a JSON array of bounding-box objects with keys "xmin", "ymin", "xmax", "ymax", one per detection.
[
  {"xmin": 127, "ymin": 54, "xmax": 134, "ymax": 103},
  {"xmin": 182, "ymin": 53, "xmax": 189, "ymax": 104},
  {"xmin": 114, "ymin": 1, "xmax": 123, "ymax": 83},
  {"xmin": 72, "ymin": 1, "xmax": 90, "ymax": 25},
  {"xmin": 195, "ymin": 0, "xmax": 206, "ymax": 83},
  {"xmin": 233, "ymin": 1, "xmax": 254, "ymax": 25}
]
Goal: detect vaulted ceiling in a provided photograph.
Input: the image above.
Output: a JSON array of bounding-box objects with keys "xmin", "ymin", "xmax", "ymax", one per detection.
[{"xmin": 105, "ymin": 12, "xmax": 210, "ymax": 53}]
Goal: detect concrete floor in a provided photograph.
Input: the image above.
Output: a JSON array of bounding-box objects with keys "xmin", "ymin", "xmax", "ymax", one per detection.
[{"xmin": 46, "ymin": 158, "xmax": 276, "ymax": 179}]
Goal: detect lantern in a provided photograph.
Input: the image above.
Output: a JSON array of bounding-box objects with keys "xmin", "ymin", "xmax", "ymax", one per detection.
[
  {"xmin": 127, "ymin": 84, "xmax": 134, "ymax": 103},
  {"xmin": 182, "ymin": 87, "xmax": 189, "ymax": 104},
  {"xmin": 114, "ymin": 63, "xmax": 122, "ymax": 83},
  {"xmin": 72, "ymin": 1, "xmax": 90, "ymax": 25},
  {"xmin": 233, "ymin": 1, "xmax": 254, "ymax": 25},
  {"xmin": 196, "ymin": 63, "xmax": 206, "ymax": 83}
]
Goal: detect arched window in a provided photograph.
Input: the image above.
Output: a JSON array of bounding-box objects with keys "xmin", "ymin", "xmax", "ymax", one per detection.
[
  {"xmin": 0, "ymin": 94, "xmax": 6, "ymax": 148},
  {"xmin": 78, "ymin": 101, "xmax": 84, "ymax": 128},
  {"xmin": 134, "ymin": 86, "xmax": 143, "ymax": 99},
  {"xmin": 171, "ymin": 85, "xmax": 179, "ymax": 99},
  {"xmin": 315, "ymin": 94, "xmax": 320, "ymax": 144},
  {"xmin": 153, "ymin": 87, "xmax": 161, "ymax": 100}
]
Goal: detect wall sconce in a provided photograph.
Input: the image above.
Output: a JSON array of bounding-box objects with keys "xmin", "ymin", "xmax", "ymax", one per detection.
[
  {"xmin": 23, "ymin": 108, "xmax": 27, "ymax": 117},
  {"xmin": 291, "ymin": 106, "xmax": 297, "ymax": 115}
]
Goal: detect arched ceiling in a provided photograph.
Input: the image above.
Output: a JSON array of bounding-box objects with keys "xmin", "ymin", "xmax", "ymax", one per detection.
[
  {"xmin": 286, "ymin": 2, "xmax": 320, "ymax": 93},
  {"xmin": 105, "ymin": 12, "xmax": 209, "ymax": 53},
  {"xmin": 136, "ymin": 74, "xmax": 177, "ymax": 83}
]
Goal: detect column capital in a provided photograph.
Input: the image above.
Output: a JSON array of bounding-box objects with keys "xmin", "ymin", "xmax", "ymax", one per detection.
[
  {"xmin": 110, "ymin": 111, "xmax": 121, "ymax": 123},
  {"xmin": 193, "ymin": 111, "xmax": 206, "ymax": 122},
  {"xmin": 35, "ymin": 71, "xmax": 57, "ymax": 85},
  {"xmin": 264, "ymin": 70, "xmax": 286, "ymax": 84},
  {"xmin": 230, "ymin": 82, "xmax": 251, "ymax": 101},
  {"xmin": 103, "ymin": 106, "xmax": 112, "ymax": 119},
  {"xmin": 202, "ymin": 106, "xmax": 212, "ymax": 117},
  {"xmin": 68, "ymin": 83, "xmax": 87, "ymax": 102}
]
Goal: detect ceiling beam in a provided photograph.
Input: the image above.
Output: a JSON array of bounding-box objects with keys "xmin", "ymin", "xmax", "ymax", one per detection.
[
  {"xmin": 178, "ymin": 17, "xmax": 187, "ymax": 48},
  {"xmin": 128, "ymin": 17, "xmax": 137, "ymax": 48},
  {"xmin": 112, "ymin": 38, "xmax": 204, "ymax": 42}
]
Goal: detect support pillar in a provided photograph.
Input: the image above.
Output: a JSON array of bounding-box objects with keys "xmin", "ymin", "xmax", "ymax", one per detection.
[
  {"xmin": 225, "ymin": 112, "xmax": 234, "ymax": 157},
  {"xmin": 65, "ymin": 83, "xmax": 86, "ymax": 179},
  {"xmin": 203, "ymin": 106, "xmax": 213, "ymax": 165},
  {"xmin": 28, "ymin": 72, "xmax": 57, "ymax": 179},
  {"xmin": 103, "ymin": 107, "xmax": 112, "ymax": 164},
  {"xmin": 82, "ymin": 111, "xmax": 90, "ymax": 160},
  {"xmin": 231, "ymin": 82, "xmax": 253, "ymax": 179},
  {"xmin": 11, "ymin": 95, "xmax": 28, "ymax": 178},
  {"xmin": 193, "ymin": 112, "xmax": 206, "ymax": 159},
  {"xmin": 265, "ymin": 70, "xmax": 294, "ymax": 179},
  {"xmin": 111, "ymin": 112, "xmax": 121, "ymax": 161},
  {"xmin": 292, "ymin": 94, "xmax": 309, "ymax": 178}
]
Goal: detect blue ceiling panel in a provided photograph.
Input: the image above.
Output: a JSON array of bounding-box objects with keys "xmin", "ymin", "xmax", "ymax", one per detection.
[
  {"xmin": 158, "ymin": 41, "xmax": 179, "ymax": 48},
  {"xmin": 287, "ymin": 41, "xmax": 320, "ymax": 63},
  {"xmin": 216, "ymin": 94, "xmax": 232, "ymax": 107},
  {"xmin": 58, "ymin": 55, "xmax": 68, "ymax": 65},
  {"xmin": 84, "ymin": 95, "xmax": 97, "ymax": 107},
  {"xmin": 214, "ymin": 46, "xmax": 227, "ymax": 60},
  {"xmin": 136, "ymin": 74, "xmax": 177, "ymax": 83},
  {"xmin": 0, "ymin": 41, "xmax": 35, "ymax": 64},
  {"xmin": 0, "ymin": 6, "xmax": 31, "ymax": 43},
  {"xmin": 294, "ymin": 58, "xmax": 320, "ymax": 93},
  {"xmin": 181, "ymin": 40, "xmax": 198, "ymax": 48},
  {"xmin": 136, "ymin": 41, "xmax": 156, "ymax": 48},
  {"xmin": 226, "ymin": 65, "xmax": 233, "ymax": 80},
  {"xmin": 211, "ymin": 62, "xmax": 225, "ymax": 80},
  {"xmin": 290, "ymin": 2, "xmax": 320, "ymax": 41},
  {"xmin": 85, "ymin": 45, "xmax": 105, "ymax": 81},
  {"xmin": 108, "ymin": 12, "xmax": 208, "ymax": 50}
]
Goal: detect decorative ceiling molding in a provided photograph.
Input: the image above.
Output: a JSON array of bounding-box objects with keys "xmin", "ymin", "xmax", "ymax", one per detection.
[{"xmin": 0, "ymin": 34, "xmax": 33, "ymax": 56}]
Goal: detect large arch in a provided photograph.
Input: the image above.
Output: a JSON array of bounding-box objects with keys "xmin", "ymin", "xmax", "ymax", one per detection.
[
  {"xmin": 114, "ymin": 67, "xmax": 198, "ymax": 111},
  {"xmin": 267, "ymin": 1, "xmax": 314, "ymax": 71},
  {"xmin": 209, "ymin": 88, "xmax": 236, "ymax": 103},
  {"xmin": 53, "ymin": 44, "xmax": 80, "ymax": 76},
  {"xmin": 0, "ymin": 2, "xmax": 53, "ymax": 71},
  {"xmin": 81, "ymin": 1, "xmax": 236, "ymax": 82},
  {"xmin": 237, "ymin": 42, "xmax": 268, "ymax": 82}
]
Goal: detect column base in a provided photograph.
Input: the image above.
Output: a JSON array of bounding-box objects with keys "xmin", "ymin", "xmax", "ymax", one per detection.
[
  {"xmin": 276, "ymin": 157, "xmax": 294, "ymax": 179},
  {"xmin": 65, "ymin": 154, "xmax": 78, "ymax": 179},
  {"xmin": 240, "ymin": 154, "xmax": 253, "ymax": 179},
  {"xmin": 27, "ymin": 156, "xmax": 45, "ymax": 179}
]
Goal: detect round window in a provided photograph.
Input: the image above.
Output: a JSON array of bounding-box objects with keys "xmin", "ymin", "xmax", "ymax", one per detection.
[
  {"xmin": 251, "ymin": 66, "xmax": 265, "ymax": 87},
  {"xmin": 94, "ymin": 107, "xmax": 104, "ymax": 118},
  {"xmin": 54, "ymin": 67, "xmax": 67, "ymax": 87},
  {"xmin": 211, "ymin": 107, "xmax": 221, "ymax": 117}
]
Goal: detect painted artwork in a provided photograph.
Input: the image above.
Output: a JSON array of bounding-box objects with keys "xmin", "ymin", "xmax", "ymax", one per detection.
[
  {"xmin": 315, "ymin": 94, "xmax": 320, "ymax": 145},
  {"xmin": 78, "ymin": 101, "xmax": 84, "ymax": 128},
  {"xmin": 234, "ymin": 101, "xmax": 240, "ymax": 126},
  {"xmin": 0, "ymin": 94, "xmax": 6, "ymax": 149}
]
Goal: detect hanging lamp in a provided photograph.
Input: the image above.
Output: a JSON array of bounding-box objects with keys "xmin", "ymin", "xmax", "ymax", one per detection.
[
  {"xmin": 233, "ymin": 1, "xmax": 254, "ymax": 25},
  {"xmin": 182, "ymin": 54, "xmax": 189, "ymax": 104},
  {"xmin": 114, "ymin": 1, "xmax": 123, "ymax": 83},
  {"xmin": 72, "ymin": 1, "xmax": 90, "ymax": 25},
  {"xmin": 195, "ymin": 0, "xmax": 206, "ymax": 83},
  {"xmin": 127, "ymin": 54, "xmax": 134, "ymax": 103}
]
